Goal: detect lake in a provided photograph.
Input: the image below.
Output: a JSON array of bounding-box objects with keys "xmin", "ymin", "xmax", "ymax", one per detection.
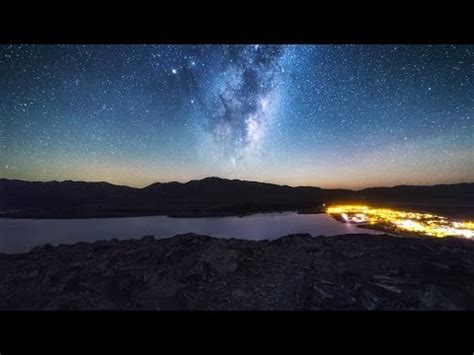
[{"xmin": 0, "ymin": 212, "xmax": 384, "ymax": 254}]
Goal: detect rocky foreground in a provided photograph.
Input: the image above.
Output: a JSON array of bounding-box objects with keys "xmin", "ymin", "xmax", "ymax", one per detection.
[{"xmin": 1, "ymin": 233, "xmax": 474, "ymax": 310}]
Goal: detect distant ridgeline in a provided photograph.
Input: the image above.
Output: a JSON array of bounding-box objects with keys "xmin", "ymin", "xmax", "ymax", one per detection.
[{"xmin": 0, "ymin": 177, "xmax": 473, "ymax": 218}]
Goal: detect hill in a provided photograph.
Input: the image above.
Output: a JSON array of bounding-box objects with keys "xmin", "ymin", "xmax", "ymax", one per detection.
[{"xmin": 0, "ymin": 177, "xmax": 472, "ymax": 218}]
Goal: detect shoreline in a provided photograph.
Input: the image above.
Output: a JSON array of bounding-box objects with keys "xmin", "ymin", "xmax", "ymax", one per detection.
[
  {"xmin": 2, "ymin": 201, "xmax": 473, "ymax": 220},
  {"xmin": 0, "ymin": 208, "xmax": 325, "ymax": 220}
]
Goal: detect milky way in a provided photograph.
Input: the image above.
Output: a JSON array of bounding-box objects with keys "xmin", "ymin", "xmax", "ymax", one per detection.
[
  {"xmin": 0, "ymin": 45, "xmax": 472, "ymax": 188},
  {"xmin": 201, "ymin": 45, "xmax": 285, "ymax": 166}
]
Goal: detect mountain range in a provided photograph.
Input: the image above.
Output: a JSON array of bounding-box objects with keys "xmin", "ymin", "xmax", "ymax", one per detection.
[{"xmin": 1, "ymin": 177, "xmax": 473, "ymax": 218}]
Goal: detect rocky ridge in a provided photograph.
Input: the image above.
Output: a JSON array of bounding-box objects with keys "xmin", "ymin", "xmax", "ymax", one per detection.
[{"xmin": 1, "ymin": 233, "xmax": 473, "ymax": 310}]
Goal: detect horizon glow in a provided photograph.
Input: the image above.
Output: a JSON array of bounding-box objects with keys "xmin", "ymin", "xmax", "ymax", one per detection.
[{"xmin": 1, "ymin": 45, "xmax": 473, "ymax": 189}]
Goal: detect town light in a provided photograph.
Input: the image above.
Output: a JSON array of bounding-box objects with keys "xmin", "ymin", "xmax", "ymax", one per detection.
[{"xmin": 326, "ymin": 205, "xmax": 474, "ymax": 239}]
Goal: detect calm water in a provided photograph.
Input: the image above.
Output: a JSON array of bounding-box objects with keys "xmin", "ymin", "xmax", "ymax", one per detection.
[{"xmin": 0, "ymin": 212, "xmax": 383, "ymax": 254}]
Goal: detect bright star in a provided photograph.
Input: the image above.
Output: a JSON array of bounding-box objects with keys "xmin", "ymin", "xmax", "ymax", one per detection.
[{"xmin": 171, "ymin": 69, "xmax": 177, "ymax": 74}]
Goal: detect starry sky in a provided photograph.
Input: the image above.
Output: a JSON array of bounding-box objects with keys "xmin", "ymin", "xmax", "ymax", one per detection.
[{"xmin": 0, "ymin": 45, "xmax": 472, "ymax": 189}]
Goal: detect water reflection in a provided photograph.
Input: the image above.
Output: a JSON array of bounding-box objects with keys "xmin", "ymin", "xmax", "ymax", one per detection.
[{"xmin": 0, "ymin": 212, "xmax": 384, "ymax": 254}]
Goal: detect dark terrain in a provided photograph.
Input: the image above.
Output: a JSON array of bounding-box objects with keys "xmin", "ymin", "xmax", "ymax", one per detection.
[
  {"xmin": 1, "ymin": 177, "xmax": 473, "ymax": 218},
  {"xmin": 1, "ymin": 233, "xmax": 473, "ymax": 310}
]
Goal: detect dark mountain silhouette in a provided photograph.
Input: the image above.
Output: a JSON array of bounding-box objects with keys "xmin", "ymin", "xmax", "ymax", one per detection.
[
  {"xmin": 359, "ymin": 184, "xmax": 474, "ymax": 203},
  {"xmin": 0, "ymin": 179, "xmax": 135, "ymax": 209},
  {"xmin": 0, "ymin": 177, "xmax": 472, "ymax": 218}
]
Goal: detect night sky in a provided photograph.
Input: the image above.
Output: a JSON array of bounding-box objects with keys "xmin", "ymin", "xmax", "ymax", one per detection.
[{"xmin": 1, "ymin": 45, "xmax": 472, "ymax": 189}]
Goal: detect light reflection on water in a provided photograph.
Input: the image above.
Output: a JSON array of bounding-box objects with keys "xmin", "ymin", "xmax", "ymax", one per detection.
[{"xmin": 0, "ymin": 212, "xmax": 384, "ymax": 254}]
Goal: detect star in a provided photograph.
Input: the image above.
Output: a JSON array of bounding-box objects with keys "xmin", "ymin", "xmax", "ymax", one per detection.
[{"xmin": 0, "ymin": 44, "xmax": 471, "ymax": 189}]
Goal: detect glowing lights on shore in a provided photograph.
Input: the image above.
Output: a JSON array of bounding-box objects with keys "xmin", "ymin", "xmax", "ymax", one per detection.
[{"xmin": 326, "ymin": 205, "xmax": 474, "ymax": 239}]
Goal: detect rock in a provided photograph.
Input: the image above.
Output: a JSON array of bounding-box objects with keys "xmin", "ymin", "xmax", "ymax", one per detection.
[
  {"xmin": 141, "ymin": 235, "xmax": 155, "ymax": 242},
  {"xmin": 202, "ymin": 242, "xmax": 239, "ymax": 276},
  {"xmin": 32, "ymin": 243, "xmax": 54, "ymax": 252},
  {"xmin": 231, "ymin": 289, "xmax": 246, "ymax": 300},
  {"xmin": 23, "ymin": 269, "xmax": 39, "ymax": 279},
  {"xmin": 417, "ymin": 285, "xmax": 460, "ymax": 310},
  {"xmin": 375, "ymin": 283, "xmax": 402, "ymax": 294},
  {"xmin": 342, "ymin": 250, "xmax": 364, "ymax": 258},
  {"xmin": 0, "ymin": 233, "xmax": 473, "ymax": 310}
]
